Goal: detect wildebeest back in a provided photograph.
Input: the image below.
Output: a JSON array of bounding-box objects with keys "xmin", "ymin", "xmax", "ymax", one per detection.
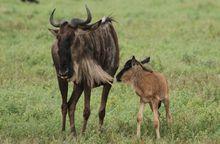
[{"xmin": 70, "ymin": 20, "xmax": 119, "ymax": 86}]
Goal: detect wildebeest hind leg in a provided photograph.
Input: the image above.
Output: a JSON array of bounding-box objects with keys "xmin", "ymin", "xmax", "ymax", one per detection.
[
  {"xmin": 164, "ymin": 98, "xmax": 172, "ymax": 125},
  {"xmin": 149, "ymin": 101, "xmax": 161, "ymax": 117},
  {"xmin": 98, "ymin": 84, "xmax": 111, "ymax": 131},
  {"xmin": 81, "ymin": 85, "xmax": 91, "ymax": 134},
  {"xmin": 152, "ymin": 100, "xmax": 160, "ymax": 139}
]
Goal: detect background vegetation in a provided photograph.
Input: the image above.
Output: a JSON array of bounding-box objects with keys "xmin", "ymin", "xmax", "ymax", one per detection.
[{"xmin": 0, "ymin": 0, "xmax": 219, "ymax": 143}]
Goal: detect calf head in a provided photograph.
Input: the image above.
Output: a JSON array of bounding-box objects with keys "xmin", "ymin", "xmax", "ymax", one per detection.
[{"xmin": 116, "ymin": 56, "xmax": 151, "ymax": 81}]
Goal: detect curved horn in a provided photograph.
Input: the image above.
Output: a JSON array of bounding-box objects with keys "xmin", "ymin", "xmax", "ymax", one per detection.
[
  {"xmin": 83, "ymin": 4, "xmax": 92, "ymax": 25},
  {"xmin": 70, "ymin": 5, "xmax": 92, "ymax": 27},
  {"xmin": 49, "ymin": 8, "xmax": 61, "ymax": 27}
]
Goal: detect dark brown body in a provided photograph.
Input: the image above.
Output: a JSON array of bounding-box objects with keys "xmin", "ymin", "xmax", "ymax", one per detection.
[{"xmin": 51, "ymin": 19, "xmax": 119, "ymax": 136}]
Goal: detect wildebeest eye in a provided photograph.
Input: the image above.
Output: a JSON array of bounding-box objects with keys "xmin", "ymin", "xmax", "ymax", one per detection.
[
  {"xmin": 125, "ymin": 65, "xmax": 130, "ymax": 68},
  {"xmin": 56, "ymin": 34, "xmax": 61, "ymax": 40},
  {"xmin": 124, "ymin": 64, "xmax": 131, "ymax": 69},
  {"xmin": 124, "ymin": 60, "xmax": 132, "ymax": 68}
]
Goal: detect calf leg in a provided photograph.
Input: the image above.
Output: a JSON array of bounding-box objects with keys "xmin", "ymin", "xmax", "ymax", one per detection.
[
  {"xmin": 57, "ymin": 77, "xmax": 68, "ymax": 131},
  {"xmin": 152, "ymin": 100, "xmax": 160, "ymax": 139},
  {"xmin": 98, "ymin": 84, "xmax": 111, "ymax": 130},
  {"xmin": 164, "ymin": 98, "xmax": 172, "ymax": 125},
  {"xmin": 149, "ymin": 102, "xmax": 160, "ymax": 116},
  {"xmin": 137, "ymin": 101, "xmax": 145, "ymax": 138},
  {"xmin": 81, "ymin": 85, "xmax": 91, "ymax": 133},
  {"xmin": 158, "ymin": 101, "xmax": 161, "ymax": 109},
  {"xmin": 68, "ymin": 84, "xmax": 84, "ymax": 137}
]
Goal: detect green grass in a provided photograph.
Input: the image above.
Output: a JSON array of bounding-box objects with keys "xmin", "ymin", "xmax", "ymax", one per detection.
[{"xmin": 0, "ymin": 0, "xmax": 220, "ymax": 143}]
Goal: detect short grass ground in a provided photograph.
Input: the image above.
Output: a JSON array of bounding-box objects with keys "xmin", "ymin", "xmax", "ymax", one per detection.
[{"xmin": 0, "ymin": 0, "xmax": 219, "ymax": 143}]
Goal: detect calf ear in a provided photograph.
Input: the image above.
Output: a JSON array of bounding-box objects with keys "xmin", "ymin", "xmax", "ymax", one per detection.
[
  {"xmin": 131, "ymin": 56, "xmax": 136, "ymax": 66},
  {"xmin": 132, "ymin": 56, "xmax": 136, "ymax": 60},
  {"xmin": 141, "ymin": 57, "xmax": 150, "ymax": 64},
  {"xmin": 48, "ymin": 28, "xmax": 59, "ymax": 37}
]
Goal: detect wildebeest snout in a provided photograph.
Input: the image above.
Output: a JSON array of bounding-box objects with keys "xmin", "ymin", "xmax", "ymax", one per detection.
[{"xmin": 58, "ymin": 68, "xmax": 71, "ymax": 79}]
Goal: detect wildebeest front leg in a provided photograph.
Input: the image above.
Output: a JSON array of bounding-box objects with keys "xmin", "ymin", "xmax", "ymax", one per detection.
[
  {"xmin": 137, "ymin": 101, "xmax": 145, "ymax": 138},
  {"xmin": 68, "ymin": 84, "xmax": 84, "ymax": 137},
  {"xmin": 57, "ymin": 77, "xmax": 68, "ymax": 131},
  {"xmin": 98, "ymin": 84, "xmax": 111, "ymax": 130},
  {"xmin": 81, "ymin": 85, "xmax": 91, "ymax": 133}
]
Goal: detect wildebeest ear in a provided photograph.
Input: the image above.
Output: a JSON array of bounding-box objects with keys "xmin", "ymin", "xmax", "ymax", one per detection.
[
  {"xmin": 48, "ymin": 28, "xmax": 59, "ymax": 37},
  {"xmin": 131, "ymin": 56, "xmax": 136, "ymax": 66},
  {"xmin": 141, "ymin": 57, "xmax": 150, "ymax": 64}
]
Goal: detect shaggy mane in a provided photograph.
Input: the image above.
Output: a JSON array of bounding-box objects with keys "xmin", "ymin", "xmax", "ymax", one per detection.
[
  {"xmin": 70, "ymin": 58, "xmax": 113, "ymax": 86},
  {"xmin": 78, "ymin": 16, "xmax": 116, "ymax": 31}
]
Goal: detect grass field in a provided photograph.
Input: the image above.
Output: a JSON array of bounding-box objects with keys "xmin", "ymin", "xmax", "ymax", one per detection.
[{"xmin": 0, "ymin": 0, "xmax": 220, "ymax": 143}]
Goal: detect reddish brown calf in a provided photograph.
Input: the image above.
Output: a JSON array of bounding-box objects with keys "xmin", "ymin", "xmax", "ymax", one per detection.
[{"xmin": 116, "ymin": 56, "xmax": 172, "ymax": 139}]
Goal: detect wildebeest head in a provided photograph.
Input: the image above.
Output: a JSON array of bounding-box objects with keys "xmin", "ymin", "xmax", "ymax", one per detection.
[
  {"xmin": 49, "ymin": 5, "xmax": 92, "ymax": 80},
  {"xmin": 116, "ymin": 56, "xmax": 151, "ymax": 81}
]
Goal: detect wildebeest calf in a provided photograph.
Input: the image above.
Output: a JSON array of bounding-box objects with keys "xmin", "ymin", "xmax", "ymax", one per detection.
[{"xmin": 116, "ymin": 56, "xmax": 172, "ymax": 139}]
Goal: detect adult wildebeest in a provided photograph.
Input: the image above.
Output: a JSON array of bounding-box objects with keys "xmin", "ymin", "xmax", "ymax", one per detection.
[
  {"xmin": 116, "ymin": 56, "xmax": 172, "ymax": 139},
  {"xmin": 49, "ymin": 5, "xmax": 119, "ymax": 136}
]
